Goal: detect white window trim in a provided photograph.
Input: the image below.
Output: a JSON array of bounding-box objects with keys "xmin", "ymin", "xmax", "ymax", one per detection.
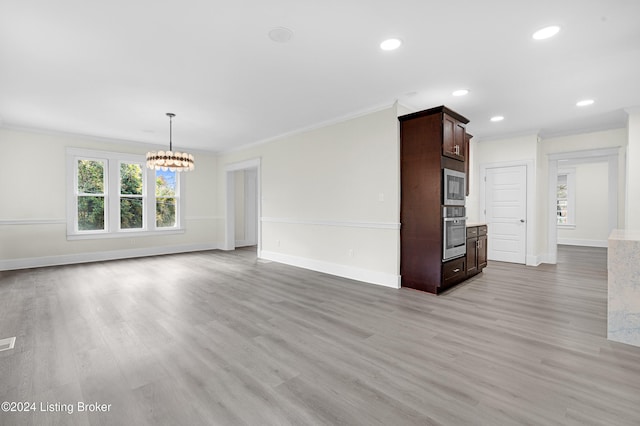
[
  {"xmin": 66, "ymin": 147, "xmax": 185, "ymax": 240},
  {"xmin": 557, "ymin": 168, "xmax": 576, "ymax": 227}
]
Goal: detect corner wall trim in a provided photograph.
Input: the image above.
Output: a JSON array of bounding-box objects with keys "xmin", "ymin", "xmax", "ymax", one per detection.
[
  {"xmin": 0, "ymin": 243, "xmax": 222, "ymax": 271},
  {"xmin": 260, "ymin": 250, "xmax": 401, "ymax": 289}
]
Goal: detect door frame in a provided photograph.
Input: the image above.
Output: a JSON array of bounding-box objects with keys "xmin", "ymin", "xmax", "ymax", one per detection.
[
  {"xmin": 224, "ymin": 158, "xmax": 261, "ymax": 254},
  {"xmin": 479, "ymin": 160, "xmax": 535, "ymax": 266},
  {"xmin": 547, "ymin": 148, "xmax": 619, "ymax": 264}
]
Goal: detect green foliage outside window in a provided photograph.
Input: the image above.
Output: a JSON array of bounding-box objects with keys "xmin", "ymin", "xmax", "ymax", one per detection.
[
  {"xmin": 77, "ymin": 160, "xmax": 105, "ymax": 231},
  {"xmin": 156, "ymin": 171, "xmax": 177, "ymax": 227},
  {"xmin": 120, "ymin": 163, "xmax": 143, "ymax": 229},
  {"xmin": 75, "ymin": 158, "xmax": 180, "ymax": 232}
]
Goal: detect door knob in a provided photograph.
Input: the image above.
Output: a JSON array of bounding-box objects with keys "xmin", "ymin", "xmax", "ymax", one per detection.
[{"xmin": 520, "ymin": 219, "xmax": 525, "ymax": 223}]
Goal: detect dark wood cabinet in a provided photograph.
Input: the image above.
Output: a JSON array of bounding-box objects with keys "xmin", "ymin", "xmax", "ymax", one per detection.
[
  {"xmin": 442, "ymin": 257, "xmax": 467, "ymax": 291},
  {"xmin": 466, "ymin": 225, "xmax": 488, "ymax": 278},
  {"xmin": 399, "ymin": 106, "xmax": 470, "ymax": 294},
  {"xmin": 442, "ymin": 113, "xmax": 467, "ymax": 161},
  {"xmin": 465, "ymin": 133, "xmax": 472, "ymax": 196}
]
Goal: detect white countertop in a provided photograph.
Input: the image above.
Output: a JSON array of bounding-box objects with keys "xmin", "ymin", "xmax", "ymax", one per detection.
[
  {"xmin": 609, "ymin": 229, "xmax": 640, "ymax": 241},
  {"xmin": 466, "ymin": 223, "xmax": 487, "ymax": 228}
]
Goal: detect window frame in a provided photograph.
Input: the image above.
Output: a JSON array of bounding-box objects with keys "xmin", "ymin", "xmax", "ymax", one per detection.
[
  {"xmin": 66, "ymin": 147, "xmax": 185, "ymax": 240},
  {"xmin": 75, "ymin": 157, "xmax": 108, "ymax": 234},
  {"xmin": 154, "ymin": 168, "xmax": 181, "ymax": 230},
  {"xmin": 118, "ymin": 160, "xmax": 146, "ymax": 232},
  {"xmin": 556, "ymin": 168, "xmax": 576, "ymax": 228}
]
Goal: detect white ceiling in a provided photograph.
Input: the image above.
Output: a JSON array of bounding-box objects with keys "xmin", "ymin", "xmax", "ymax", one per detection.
[{"xmin": 1, "ymin": 0, "xmax": 639, "ymax": 153}]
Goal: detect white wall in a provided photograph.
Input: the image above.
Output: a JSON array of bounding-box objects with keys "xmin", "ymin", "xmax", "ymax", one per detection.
[
  {"xmin": 627, "ymin": 109, "xmax": 640, "ymax": 230},
  {"xmin": 557, "ymin": 162, "xmax": 610, "ymax": 247},
  {"xmin": 468, "ymin": 134, "xmax": 538, "ymax": 222},
  {"xmin": 0, "ymin": 127, "xmax": 221, "ymax": 270},
  {"xmin": 219, "ymin": 106, "xmax": 401, "ymax": 288},
  {"xmin": 234, "ymin": 170, "xmax": 246, "ymax": 242},
  {"xmin": 541, "ymin": 128, "xmax": 626, "ymax": 225}
]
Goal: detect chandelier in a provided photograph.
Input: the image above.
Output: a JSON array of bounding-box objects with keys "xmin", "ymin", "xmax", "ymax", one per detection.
[{"xmin": 146, "ymin": 113, "xmax": 195, "ymax": 172}]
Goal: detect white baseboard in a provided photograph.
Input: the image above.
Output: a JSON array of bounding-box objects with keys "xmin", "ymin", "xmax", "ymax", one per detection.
[
  {"xmin": 234, "ymin": 240, "xmax": 257, "ymax": 248},
  {"xmin": 529, "ymin": 253, "xmax": 555, "ymax": 266},
  {"xmin": 0, "ymin": 243, "xmax": 222, "ymax": 271},
  {"xmin": 557, "ymin": 238, "xmax": 608, "ymax": 248},
  {"xmin": 260, "ymin": 250, "xmax": 401, "ymax": 289}
]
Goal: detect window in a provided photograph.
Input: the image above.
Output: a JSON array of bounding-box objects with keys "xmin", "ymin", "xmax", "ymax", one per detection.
[
  {"xmin": 155, "ymin": 169, "xmax": 178, "ymax": 228},
  {"xmin": 120, "ymin": 162, "xmax": 144, "ymax": 230},
  {"xmin": 556, "ymin": 169, "xmax": 575, "ymax": 226},
  {"xmin": 67, "ymin": 148, "xmax": 184, "ymax": 239},
  {"xmin": 77, "ymin": 159, "xmax": 106, "ymax": 231}
]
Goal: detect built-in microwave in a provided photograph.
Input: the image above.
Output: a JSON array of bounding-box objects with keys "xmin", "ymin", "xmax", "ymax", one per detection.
[{"xmin": 443, "ymin": 168, "xmax": 466, "ymax": 206}]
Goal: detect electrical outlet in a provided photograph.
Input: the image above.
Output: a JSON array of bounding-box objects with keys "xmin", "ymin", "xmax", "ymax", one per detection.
[{"xmin": 348, "ymin": 249, "xmax": 354, "ymax": 257}]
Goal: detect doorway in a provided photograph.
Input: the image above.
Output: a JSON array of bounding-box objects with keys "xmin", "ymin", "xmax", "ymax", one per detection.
[
  {"xmin": 484, "ymin": 165, "xmax": 527, "ymax": 263},
  {"xmin": 224, "ymin": 158, "xmax": 261, "ymax": 255},
  {"xmin": 480, "ymin": 160, "xmax": 535, "ymax": 265},
  {"xmin": 547, "ymin": 148, "xmax": 619, "ymax": 264}
]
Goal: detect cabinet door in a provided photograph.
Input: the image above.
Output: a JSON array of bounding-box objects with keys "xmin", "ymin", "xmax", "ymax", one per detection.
[
  {"xmin": 465, "ymin": 133, "xmax": 472, "ymax": 195},
  {"xmin": 466, "ymin": 236, "xmax": 478, "ymax": 276},
  {"xmin": 478, "ymin": 234, "xmax": 488, "ymax": 269},
  {"xmin": 442, "ymin": 114, "xmax": 465, "ymax": 161}
]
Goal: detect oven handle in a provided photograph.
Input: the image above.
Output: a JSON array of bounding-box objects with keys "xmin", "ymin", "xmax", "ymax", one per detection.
[{"xmin": 443, "ymin": 218, "xmax": 466, "ymax": 223}]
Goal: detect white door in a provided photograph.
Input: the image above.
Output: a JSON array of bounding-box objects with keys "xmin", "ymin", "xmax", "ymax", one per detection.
[{"xmin": 485, "ymin": 165, "xmax": 527, "ymax": 263}]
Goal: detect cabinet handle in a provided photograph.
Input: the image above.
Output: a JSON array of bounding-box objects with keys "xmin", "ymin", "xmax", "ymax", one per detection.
[{"xmin": 453, "ymin": 268, "xmax": 460, "ymax": 273}]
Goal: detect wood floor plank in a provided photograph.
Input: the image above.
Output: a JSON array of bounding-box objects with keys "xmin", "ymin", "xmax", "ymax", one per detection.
[{"xmin": 1, "ymin": 245, "xmax": 640, "ymax": 425}]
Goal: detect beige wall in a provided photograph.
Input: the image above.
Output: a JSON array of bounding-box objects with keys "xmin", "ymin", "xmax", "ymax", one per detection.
[
  {"xmin": 468, "ymin": 134, "xmax": 538, "ymax": 224},
  {"xmin": 557, "ymin": 162, "xmax": 610, "ymax": 246},
  {"xmin": 0, "ymin": 127, "xmax": 220, "ymax": 269},
  {"xmin": 627, "ymin": 109, "xmax": 640, "ymax": 230},
  {"xmin": 541, "ymin": 128, "xmax": 627, "ymax": 254},
  {"xmin": 219, "ymin": 106, "xmax": 401, "ymax": 287},
  {"xmin": 234, "ymin": 169, "xmax": 245, "ymax": 242}
]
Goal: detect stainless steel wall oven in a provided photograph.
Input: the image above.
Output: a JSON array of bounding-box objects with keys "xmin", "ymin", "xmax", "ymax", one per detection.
[{"xmin": 443, "ymin": 206, "xmax": 466, "ymax": 260}]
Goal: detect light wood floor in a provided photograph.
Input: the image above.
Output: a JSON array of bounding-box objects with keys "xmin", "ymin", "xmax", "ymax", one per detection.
[{"xmin": 1, "ymin": 245, "xmax": 639, "ymax": 425}]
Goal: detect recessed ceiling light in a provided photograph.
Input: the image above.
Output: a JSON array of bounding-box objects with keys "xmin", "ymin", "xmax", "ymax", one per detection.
[
  {"xmin": 490, "ymin": 116, "xmax": 504, "ymax": 122},
  {"xmin": 576, "ymin": 99, "xmax": 595, "ymax": 107},
  {"xmin": 380, "ymin": 38, "xmax": 402, "ymax": 51},
  {"xmin": 268, "ymin": 27, "xmax": 294, "ymax": 43},
  {"xmin": 452, "ymin": 89, "xmax": 469, "ymax": 97},
  {"xmin": 532, "ymin": 25, "xmax": 560, "ymax": 40}
]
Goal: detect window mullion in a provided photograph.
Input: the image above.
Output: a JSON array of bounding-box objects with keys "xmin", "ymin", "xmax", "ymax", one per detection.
[
  {"xmin": 108, "ymin": 159, "xmax": 118, "ymax": 233},
  {"xmin": 146, "ymin": 167, "xmax": 156, "ymax": 231}
]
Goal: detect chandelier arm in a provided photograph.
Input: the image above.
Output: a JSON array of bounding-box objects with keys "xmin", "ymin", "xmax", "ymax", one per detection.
[{"xmin": 169, "ymin": 114, "xmax": 173, "ymax": 151}]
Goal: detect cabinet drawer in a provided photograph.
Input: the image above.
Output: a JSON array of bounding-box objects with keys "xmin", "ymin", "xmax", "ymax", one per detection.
[
  {"xmin": 466, "ymin": 226, "xmax": 478, "ymax": 238},
  {"xmin": 478, "ymin": 225, "xmax": 487, "ymax": 236},
  {"xmin": 442, "ymin": 257, "xmax": 466, "ymax": 290}
]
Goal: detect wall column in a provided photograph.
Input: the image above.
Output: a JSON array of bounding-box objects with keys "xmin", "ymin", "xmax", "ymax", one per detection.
[{"xmin": 626, "ymin": 108, "xmax": 640, "ymax": 230}]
